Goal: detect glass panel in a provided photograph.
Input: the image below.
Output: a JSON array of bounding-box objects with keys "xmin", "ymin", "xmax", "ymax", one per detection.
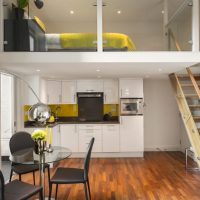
[
  {"xmin": 167, "ymin": 0, "xmax": 192, "ymax": 51},
  {"xmin": 103, "ymin": 0, "xmax": 166, "ymax": 51},
  {"xmin": 1, "ymin": 74, "xmax": 14, "ymax": 156},
  {"xmin": 3, "ymin": 0, "xmax": 97, "ymax": 52}
]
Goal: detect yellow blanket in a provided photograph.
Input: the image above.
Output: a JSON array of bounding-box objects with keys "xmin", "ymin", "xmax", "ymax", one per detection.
[{"xmin": 60, "ymin": 33, "xmax": 136, "ymax": 51}]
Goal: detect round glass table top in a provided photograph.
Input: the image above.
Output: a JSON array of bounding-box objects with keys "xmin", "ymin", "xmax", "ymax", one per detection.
[{"xmin": 9, "ymin": 146, "xmax": 72, "ymax": 165}]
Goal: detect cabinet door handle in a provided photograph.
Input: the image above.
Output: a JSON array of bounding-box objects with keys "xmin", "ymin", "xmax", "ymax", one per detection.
[
  {"xmin": 75, "ymin": 125, "xmax": 77, "ymax": 133},
  {"xmin": 47, "ymin": 95, "xmax": 49, "ymax": 103}
]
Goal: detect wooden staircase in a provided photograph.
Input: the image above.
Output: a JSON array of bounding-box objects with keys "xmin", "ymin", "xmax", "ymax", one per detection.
[{"xmin": 169, "ymin": 68, "xmax": 200, "ymax": 168}]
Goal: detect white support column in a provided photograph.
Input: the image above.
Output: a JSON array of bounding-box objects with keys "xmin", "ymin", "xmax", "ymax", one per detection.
[
  {"xmin": 163, "ymin": 0, "xmax": 169, "ymax": 50},
  {"xmin": 97, "ymin": 0, "xmax": 103, "ymax": 52},
  {"xmin": 0, "ymin": 0, "xmax": 3, "ymax": 52},
  {"xmin": 192, "ymin": 0, "xmax": 199, "ymax": 52}
]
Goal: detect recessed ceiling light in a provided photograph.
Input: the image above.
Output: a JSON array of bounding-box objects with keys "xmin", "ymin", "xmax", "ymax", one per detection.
[
  {"xmin": 36, "ymin": 69, "xmax": 40, "ymax": 72},
  {"xmin": 117, "ymin": 10, "xmax": 121, "ymax": 14},
  {"xmin": 70, "ymin": 10, "xmax": 74, "ymax": 14},
  {"xmin": 161, "ymin": 10, "xmax": 165, "ymax": 14},
  {"xmin": 96, "ymin": 69, "xmax": 101, "ymax": 72}
]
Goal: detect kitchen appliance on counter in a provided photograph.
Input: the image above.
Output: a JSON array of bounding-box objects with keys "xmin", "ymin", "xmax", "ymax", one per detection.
[
  {"xmin": 77, "ymin": 92, "xmax": 103, "ymax": 121},
  {"xmin": 120, "ymin": 98, "xmax": 144, "ymax": 115}
]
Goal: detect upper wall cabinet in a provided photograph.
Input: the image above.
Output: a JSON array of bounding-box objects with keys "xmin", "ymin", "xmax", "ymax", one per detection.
[
  {"xmin": 62, "ymin": 81, "xmax": 77, "ymax": 104},
  {"xmin": 103, "ymin": 80, "xmax": 119, "ymax": 104},
  {"xmin": 119, "ymin": 79, "xmax": 143, "ymax": 98},
  {"xmin": 46, "ymin": 80, "xmax": 62, "ymax": 104},
  {"xmin": 77, "ymin": 80, "xmax": 103, "ymax": 93}
]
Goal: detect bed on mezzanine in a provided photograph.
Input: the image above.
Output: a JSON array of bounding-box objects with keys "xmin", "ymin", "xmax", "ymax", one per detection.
[
  {"xmin": 34, "ymin": 16, "xmax": 136, "ymax": 52},
  {"xmin": 45, "ymin": 32, "xmax": 136, "ymax": 52}
]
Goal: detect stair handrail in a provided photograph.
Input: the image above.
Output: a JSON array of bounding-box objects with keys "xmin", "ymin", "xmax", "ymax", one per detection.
[
  {"xmin": 168, "ymin": 28, "xmax": 182, "ymax": 51},
  {"xmin": 186, "ymin": 67, "xmax": 200, "ymax": 99}
]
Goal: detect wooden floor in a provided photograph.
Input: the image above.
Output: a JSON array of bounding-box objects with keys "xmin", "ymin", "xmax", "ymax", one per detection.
[{"xmin": 18, "ymin": 152, "xmax": 200, "ymax": 200}]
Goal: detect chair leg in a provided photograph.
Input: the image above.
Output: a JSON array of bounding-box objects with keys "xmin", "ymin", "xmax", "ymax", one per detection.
[
  {"xmin": 40, "ymin": 188, "xmax": 44, "ymax": 200},
  {"xmin": 47, "ymin": 166, "xmax": 50, "ymax": 185},
  {"xmin": 84, "ymin": 183, "xmax": 89, "ymax": 200},
  {"xmin": 49, "ymin": 183, "xmax": 52, "ymax": 200},
  {"xmin": 9, "ymin": 169, "xmax": 13, "ymax": 182},
  {"xmin": 19, "ymin": 174, "xmax": 21, "ymax": 181},
  {"xmin": 55, "ymin": 184, "xmax": 58, "ymax": 200},
  {"xmin": 33, "ymin": 171, "xmax": 36, "ymax": 185},
  {"xmin": 87, "ymin": 179, "xmax": 91, "ymax": 200}
]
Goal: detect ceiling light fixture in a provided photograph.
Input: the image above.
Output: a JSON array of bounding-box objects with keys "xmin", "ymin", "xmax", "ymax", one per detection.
[
  {"xmin": 70, "ymin": 10, "xmax": 74, "ymax": 14},
  {"xmin": 96, "ymin": 69, "xmax": 101, "ymax": 72},
  {"xmin": 161, "ymin": 10, "xmax": 165, "ymax": 14},
  {"xmin": 117, "ymin": 10, "xmax": 121, "ymax": 14},
  {"xmin": 36, "ymin": 69, "xmax": 41, "ymax": 72}
]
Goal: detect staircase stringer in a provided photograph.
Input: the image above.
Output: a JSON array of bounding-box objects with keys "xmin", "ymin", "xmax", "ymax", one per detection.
[{"xmin": 169, "ymin": 73, "xmax": 200, "ymax": 168}]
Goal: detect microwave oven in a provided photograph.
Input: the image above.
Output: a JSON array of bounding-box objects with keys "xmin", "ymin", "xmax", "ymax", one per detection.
[{"xmin": 120, "ymin": 98, "xmax": 144, "ymax": 115}]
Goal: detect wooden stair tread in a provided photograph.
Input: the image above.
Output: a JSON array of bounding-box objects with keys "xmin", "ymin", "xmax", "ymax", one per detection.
[
  {"xmin": 181, "ymin": 84, "xmax": 200, "ymax": 87},
  {"xmin": 185, "ymin": 94, "xmax": 199, "ymax": 98},
  {"xmin": 189, "ymin": 105, "xmax": 200, "ymax": 107}
]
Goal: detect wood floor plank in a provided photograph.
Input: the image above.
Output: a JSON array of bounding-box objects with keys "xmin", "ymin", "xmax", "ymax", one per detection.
[{"xmin": 16, "ymin": 152, "xmax": 200, "ymax": 200}]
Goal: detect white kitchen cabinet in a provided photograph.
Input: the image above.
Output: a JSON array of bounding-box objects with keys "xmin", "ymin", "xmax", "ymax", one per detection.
[
  {"xmin": 77, "ymin": 80, "xmax": 103, "ymax": 92},
  {"xmin": 52, "ymin": 125, "xmax": 61, "ymax": 146},
  {"xmin": 60, "ymin": 124, "xmax": 78, "ymax": 152},
  {"xmin": 119, "ymin": 79, "xmax": 143, "ymax": 98},
  {"xmin": 102, "ymin": 125, "xmax": 119, "ymax": 152},
  {"xmin": 46, "ymin": 80, "xmax": 62, "ymax": 104},
  {"xmin": 1, "ymin": 139, "xmax": 10, "ymax": 156},
  {"xmin": 62, "ymin": 81, "xmax": 77, "ymax": 104},
  {"xmin": 78, "ymin": 125, "xmax": 102, "ymax": 152},
  {"xmin": 103, "ymin": 80, "xmax": 119, "ymax": 104},
  {"xmin": 24, "ymin": 76, "xmax": 46, "ymax": 105},
  {"xmin": 120, "ymin": 116, "xmax": 144, "ymax": 152}
]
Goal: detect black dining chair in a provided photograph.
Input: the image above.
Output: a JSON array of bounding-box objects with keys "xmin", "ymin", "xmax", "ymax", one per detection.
[
  {"xmin": 49, "ymin": 137, "xmax": 95, "ymax": 200},
  {"xmin": 9, "ymin": 131, "xmax": 50, "ymax": 185},
  {"xmin": 0, "ymin": 170, "xmax": 43, "ymax": 200}
]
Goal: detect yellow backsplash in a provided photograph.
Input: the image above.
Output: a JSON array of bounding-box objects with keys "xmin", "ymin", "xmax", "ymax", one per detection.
[{"xmin": 24, "ymin": 104, "xmax": 118, "ymax": 122}]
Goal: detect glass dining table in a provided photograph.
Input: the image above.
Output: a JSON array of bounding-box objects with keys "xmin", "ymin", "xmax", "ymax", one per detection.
[{"xmin": 10, "ymin": 146, "xmax": 72, "ymax": 199}]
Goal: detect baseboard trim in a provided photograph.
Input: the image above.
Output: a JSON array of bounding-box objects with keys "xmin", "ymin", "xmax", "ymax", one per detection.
[
  {"xmin": 70, "ymin": 152, "xmax": 144, "ymax": 158},
  {"xmin": 144, "ymin": 146, "xmax": 181, "ymax": 152}
]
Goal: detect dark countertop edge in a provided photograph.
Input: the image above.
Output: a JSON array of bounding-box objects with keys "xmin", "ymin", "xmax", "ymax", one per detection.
[{"xmin": 24, "ymin": 121, "xmax": 120, "ymax": 128}]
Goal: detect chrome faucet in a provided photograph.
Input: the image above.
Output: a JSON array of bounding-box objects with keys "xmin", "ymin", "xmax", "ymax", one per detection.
[{"xmin": 55, "ymin": 106, "xmax": 61, "ymax": 120}]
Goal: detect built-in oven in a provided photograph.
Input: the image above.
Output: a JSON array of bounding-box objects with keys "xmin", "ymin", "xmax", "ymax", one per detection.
[
  {"xmin": 77, "ymin": 92, "xmax": 103, "ymax": 122},
  {"xmin": 120, "ymin": 98, "xmax": 144, "ymax": 115}
]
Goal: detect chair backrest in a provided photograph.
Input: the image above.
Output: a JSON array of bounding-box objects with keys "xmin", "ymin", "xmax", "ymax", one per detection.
[
  {"xmin": 0, "ymin": 171, "xmax": 5, "ymax": 200},
  {"xmin": 83, "ymin": 137, "xmax": 95, "ymax": 180},
  {"xmin": 9, "ymin": 131, "xmax": 35, "ymax": 154}
]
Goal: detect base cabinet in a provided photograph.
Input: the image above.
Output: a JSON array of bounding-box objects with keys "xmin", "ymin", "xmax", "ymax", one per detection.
[
  {"xmin": 120, "ymin": 116, "xmax": 144, "ymax": 152},
  {"xmin": 60, "ymin": 125, "xmax": 78, "ymax": 152},
  {"xmin": 78, "ymin": 125, "xmax": 102, "ymax": 152},
  {"xmin": 102, "ymin": 125, "xmax": 119, "ymax": 152}
]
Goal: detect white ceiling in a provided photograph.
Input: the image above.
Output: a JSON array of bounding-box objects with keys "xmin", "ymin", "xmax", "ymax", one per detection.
[
  {"xmin": 30, "ymin": 0, "xmax": 185, "ymax": 23},
  {"xmin": 1, "ymin": 62, "xmax": 196, "ymax": 80}
]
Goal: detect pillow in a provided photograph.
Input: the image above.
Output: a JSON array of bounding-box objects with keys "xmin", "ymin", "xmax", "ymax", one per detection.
[{"xmin": 34, "ymin": 16, "xmax": 46, "ymax": 33}]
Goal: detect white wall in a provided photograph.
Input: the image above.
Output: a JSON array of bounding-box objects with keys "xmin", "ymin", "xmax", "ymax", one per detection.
[{"xmin": 144, "ymin": 79, "xmax": 181, "ymax": 151}]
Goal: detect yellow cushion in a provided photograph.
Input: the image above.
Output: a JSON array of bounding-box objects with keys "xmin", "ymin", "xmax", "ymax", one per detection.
[{"xmin": 34, "ymin": 16, "xmax": 46, "ymax": 32}]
